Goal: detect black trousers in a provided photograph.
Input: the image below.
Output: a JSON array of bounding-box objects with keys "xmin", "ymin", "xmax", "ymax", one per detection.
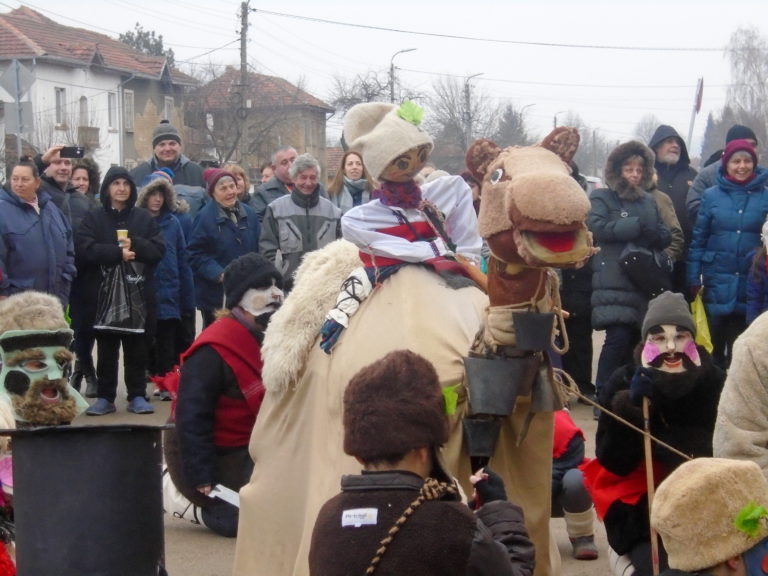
[{"xmin": 95, "ymin": 332, "xmax": 149, "ymax": 402}]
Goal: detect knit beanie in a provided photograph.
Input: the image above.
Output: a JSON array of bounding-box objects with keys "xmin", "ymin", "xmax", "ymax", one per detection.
[
  {"xmin": 641, "ymin": 291, "xmax": 695, "ymax": 340},
  {"xmin": 652, "ymin": 458, "xmax": 768, "ymax": 571},
  {"xmin": 343, "ymin": 350, "xmax": 448, "ymax": 462},
  {"xmin": 223, "ymin": 252, "xmax": 283, "ymax": 310},
  {"xmin": 722, "ymin": 139, "xmax": 758, "ymax": 169},
  {"xmin": 726, "ymin": 124, "xmax": 758, "ymax": 145},
  {"xmin": 343, "ymin": 102, "xmax": 433, "ymax": 181},
  {"xmin": 152, "ymin": 120, "xmax": 181, "ymax": 147},
  {"xmin": 205, "ymin": 168, "xmax": 236, "ymax": 197}
]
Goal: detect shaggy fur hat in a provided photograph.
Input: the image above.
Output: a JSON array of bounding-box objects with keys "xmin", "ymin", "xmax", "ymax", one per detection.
[
  {"xmin": 223, "ymin": 252, "xmax": 283, "ymax": 310},
  {"xmin": 642, "ymin": 291, "xmax": 695, "ymax": 340},
  {"xmin": 604, "ymin": 140, "xmax": 656, "ymax": 199},
  {"xmin": 652, "ymin": 458, "xmax": 768, "ymax": 571},
  {"xmin": 153, "ymin": 119, "xmax": 181, "ymax": 147},
  {"xmin": 0, "ymin": 291, "xmax": 69, "ymax": 332},
  {"xmin": 343, "ymin": 102, "xmax": 434, "ymax": 181},
  {"xmin": 343, "ymin": 350, "xmax": 448, "ymax": 462}
]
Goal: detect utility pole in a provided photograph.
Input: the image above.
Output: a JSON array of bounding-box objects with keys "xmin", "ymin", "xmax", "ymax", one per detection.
[
  {"xmin": 238, "ymin": 1, "xmax": 250, "ymax": 163},
  {"xmin": 463, "ymin": 73, "xmax": 482, "ymax": 149}
]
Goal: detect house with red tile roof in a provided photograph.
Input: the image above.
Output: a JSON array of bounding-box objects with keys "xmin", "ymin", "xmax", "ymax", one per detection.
[
  {"xmin": 0, "ymin": 6, "xmax": 196, "ymax": 177},
  {"xmin": 185, "ymin": 66, "xmax": 334, "ymax": 180}
]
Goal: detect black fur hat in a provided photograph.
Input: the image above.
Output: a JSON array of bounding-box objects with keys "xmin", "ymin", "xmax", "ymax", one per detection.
[
  {"xmin": 343, "ymin": 350, "xmax": 448, "ymax": 462},
  {"xmin": 223, "ymin": 252, "xmax": 283, "ymax": 310}
]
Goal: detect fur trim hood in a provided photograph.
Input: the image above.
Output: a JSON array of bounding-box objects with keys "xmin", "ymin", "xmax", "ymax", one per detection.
[
  {"xmin": 604, "ymin": 140, "xmax": 656, "ymax": 200},
  {"xmin": 136, "ymin": 177, "xmax": 177, "ymax": 214}
]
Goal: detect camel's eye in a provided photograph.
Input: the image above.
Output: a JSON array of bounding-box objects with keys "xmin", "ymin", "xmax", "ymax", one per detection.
[{"xmin": 490, "ymin": 168, "xmax": 504, "ymax": 184}]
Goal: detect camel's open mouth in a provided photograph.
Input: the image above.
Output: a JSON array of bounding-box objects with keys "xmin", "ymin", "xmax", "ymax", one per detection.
[
  {"xmin": 39, "ymin": 386, "xmax": 62, "ymax": 403},
  {"xmin": 519, "ymin": 226, "xmax": 594, "ymax": 266}
]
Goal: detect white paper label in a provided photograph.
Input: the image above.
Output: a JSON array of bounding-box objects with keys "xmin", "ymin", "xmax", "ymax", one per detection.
[{"xmin": 341, "ymin": 508, "xmax": 378, "ymax": 528}]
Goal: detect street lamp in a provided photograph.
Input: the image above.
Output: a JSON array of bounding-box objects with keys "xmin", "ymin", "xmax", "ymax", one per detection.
[
  {"xmin": 464, "ymin": 72, "xmax": 483, "ymax": 148},
  {"xmin": 553, "ymin": 110, "xmax": 567, "ymax": 128},
  {"xmin": 389, "ymin": 48, "xmax": 416, "ymax": 103}
]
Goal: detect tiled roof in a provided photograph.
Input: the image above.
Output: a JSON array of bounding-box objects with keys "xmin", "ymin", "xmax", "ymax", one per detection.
[
  {"xmin": 192, "ymin": 67, "xmax": 333, "ymax": 112},
  {"xmin": 0, "ymin": 7, "xmax": 196, "ymax": 84}
]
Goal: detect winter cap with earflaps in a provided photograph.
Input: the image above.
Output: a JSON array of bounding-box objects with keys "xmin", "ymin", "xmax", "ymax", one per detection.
[
  {"xmin": 223, "ymin": 252, "xmax": 284, "ymax": 311},
  {"xmin": 152, "ymin": 119, "xmax": 181, "ymax": 147},
  {"xmin": 343, "ymin": 101, "xmax": 434, "ymax": 181},
  {"xmin": 652, "ymin": 458, "xmax": 768, "ymax": 572},
  {"xmin": 343, "ymin": 349, "xmax": 448, "ymax": 462},
  {"xmin": 641, "ymin": 291, "xmax": 696, "ymax": 340}
]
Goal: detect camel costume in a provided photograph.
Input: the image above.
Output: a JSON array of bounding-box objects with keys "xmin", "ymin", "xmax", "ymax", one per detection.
[{"xmin": 233, "ymin": 109, "xmax": 594, "ymax": 576}]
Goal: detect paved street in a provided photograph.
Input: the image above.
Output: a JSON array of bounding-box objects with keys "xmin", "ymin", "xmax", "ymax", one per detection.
[{"xmin": 70, "ymin": 331, "xmax": 609, "ymax": 575}]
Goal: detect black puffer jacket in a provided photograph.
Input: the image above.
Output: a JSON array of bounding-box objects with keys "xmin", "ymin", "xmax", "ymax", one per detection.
[
  {"xmin": 75, "ymin": 166, "xmax": 165, "ymax": 328},
  {"xmin": 588, "ymin": 141, "xmax": 672, "ymax": 329}
]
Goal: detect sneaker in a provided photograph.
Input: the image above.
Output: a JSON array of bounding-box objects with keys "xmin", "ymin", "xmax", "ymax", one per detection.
[
  {"xmin": 86, "ymin": 398, "xmax": 116, "ymax": 416},
  {"xmin": 570, "ymin": 536, "xmax": 599, "ymax": 560},
  {"xmin": 159, "ymin": 390, "xmax": 172, "ymax": 402},
  {"xmin": 127, "ymin": 396, "xmax": 155, "ymax": 414}
]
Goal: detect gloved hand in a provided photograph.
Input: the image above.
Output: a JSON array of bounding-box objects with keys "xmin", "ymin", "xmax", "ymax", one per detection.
[
  {"xmin": 470, "ymin": 467, "xmax": 507, "ymax": 509},
  {"xmin": 690, "ymin": 285, "xmax": 702, "ymax": 300},
  {"xmin": 425, "ymin": 256, "xmax": 465, "ymax": 276},
  {"xmin": 629, "ymin": 366, "xmax": 654, "ymax": 406}
]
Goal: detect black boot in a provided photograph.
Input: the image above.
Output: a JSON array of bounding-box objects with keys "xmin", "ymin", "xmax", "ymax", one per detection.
[
  {"xmin": 83, "ymin": 364, "xmax": 98, "ymax": 399},
  {"xmin": 70, "ymin": 361, "xmax": 84, "ymax": 393}
]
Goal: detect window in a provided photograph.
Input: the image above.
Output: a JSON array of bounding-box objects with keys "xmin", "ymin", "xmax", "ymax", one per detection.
[
  {"xmin": 78, "ymin": 96, "xmax": 88, "ymax": 126},
  {"xmin": 108, "ymin": 92, "xmax": 117, "ymax": 130},
  {"xmin": 164, "ymin": 96, "xmax": 175, "ymax": 121},
  {"xmin": 55, "ymin": 87, "xmax": 66, "ymax": 126},
  {"xmin": 123, "ymin": 90, "xmax": 134, "ymax": 131}
]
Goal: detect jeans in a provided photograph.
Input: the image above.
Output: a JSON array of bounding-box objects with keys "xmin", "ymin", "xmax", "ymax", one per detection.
[{"xmin": 595, "ymin": 324, "xmax": 639, "ymax": 401}]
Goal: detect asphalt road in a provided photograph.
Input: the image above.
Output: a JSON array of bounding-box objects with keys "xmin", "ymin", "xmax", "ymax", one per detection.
[{"xmin": 69, "ymin": 332, "xmax": 609, "ymax": 576}]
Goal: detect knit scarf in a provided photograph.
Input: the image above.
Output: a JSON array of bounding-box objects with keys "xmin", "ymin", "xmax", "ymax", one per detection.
[
  {"xmin": 343, "ymin": 176, "xmax": 368, "ymax": 207},
  {"xmin": 373, "ymin": 180, "xmax": 422, "ymax": 210}
]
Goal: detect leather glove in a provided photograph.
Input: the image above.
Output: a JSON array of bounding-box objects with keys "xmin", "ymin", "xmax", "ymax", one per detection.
[
  {"xmin": 471, "ymin": 467, "xmax": 507, "ymax": 508},
  {"xmin": 425, "ymin": 256, "xmax": 465, "ymax": 276},
  {"xmin": 629, "ymin": 366, "xmax": 654, "ymax": 406}
]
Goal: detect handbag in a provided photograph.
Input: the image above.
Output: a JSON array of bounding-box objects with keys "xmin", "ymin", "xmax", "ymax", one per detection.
[
  {"xmin": 690, "ymin": 289, "xmax": 714, "ymax": 353},
  {"xmin": 93, "ymin": 261, "xmax": 147, "ymax": 334},
  {"xmin": 619, "ymin": 242, "xmax": 673, "ymax": 299}
]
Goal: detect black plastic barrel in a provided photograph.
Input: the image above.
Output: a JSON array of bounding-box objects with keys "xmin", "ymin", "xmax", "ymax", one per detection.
[{"xmin": 9, "ymin": 424, "xmax": 166, "ymax": 576}]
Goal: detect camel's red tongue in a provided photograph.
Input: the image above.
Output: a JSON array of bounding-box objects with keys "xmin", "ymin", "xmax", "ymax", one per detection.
[
  {"xmin": 533, "ymin": 231, "xmax": 576, "ymax": 253},
  {"xmin": 41, "ymin": 387, "xmax": 58, "ymax": 399}
]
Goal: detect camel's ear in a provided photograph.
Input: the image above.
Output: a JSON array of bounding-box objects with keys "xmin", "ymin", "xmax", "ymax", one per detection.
[
  {"xmin": 539, "ymin": 127, "xmax": 580, "ymax": 164},
  {"xmin": 465, "ymin": 139, "xmax": 501, "ymax": 181}
]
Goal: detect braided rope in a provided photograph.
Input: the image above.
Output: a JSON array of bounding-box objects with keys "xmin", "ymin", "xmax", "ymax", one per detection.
[{"xmin": 364, "ymin": 478, "xmax": 457, "ymax": 575}]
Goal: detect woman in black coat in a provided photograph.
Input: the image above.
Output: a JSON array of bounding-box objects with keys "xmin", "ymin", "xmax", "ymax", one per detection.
[{"xmin": 76, "ymin": 166, "xmax": 165, "ymax": 416}]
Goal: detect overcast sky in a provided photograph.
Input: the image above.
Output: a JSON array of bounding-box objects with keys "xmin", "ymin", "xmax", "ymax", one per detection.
[{"xmin": 8, "ymin": 0, "xmax": 768, "ymax": 159}]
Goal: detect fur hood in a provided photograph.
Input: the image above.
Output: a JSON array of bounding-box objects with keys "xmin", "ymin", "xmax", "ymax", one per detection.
[
  {"xmin": 136, "ymin": 177, "xmax": 177, "ymax": 214},
  {"xmin": 604, "ymin": 140, "xmax": 656, "ymax": 200}
]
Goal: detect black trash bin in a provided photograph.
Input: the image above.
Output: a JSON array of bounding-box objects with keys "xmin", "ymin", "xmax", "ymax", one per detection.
[{"xmin": 9, "ymin": 424, "xmax": 167, "ymax": 576}]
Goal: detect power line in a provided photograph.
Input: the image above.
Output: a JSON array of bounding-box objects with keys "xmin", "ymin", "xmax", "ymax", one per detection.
[{"xmin": 252, "ymin": 8, "xmax": 725, "ymax": 53}]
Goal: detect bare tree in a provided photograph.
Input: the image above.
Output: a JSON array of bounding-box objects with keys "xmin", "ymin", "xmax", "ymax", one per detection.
[
  {"xmin": 634, "ymin": 114, "xmax": 662, "ymax": 144},
  {"xmin": 329, "ymin": 72, "xmax": 390, "ymax": 116},
  {"xmin": 426, "ymin": 75, "xmax": 501, "ymax": 172},
  {"xmin": 726, "ymin": 26, "xmax": 768, "ymax": 156}
]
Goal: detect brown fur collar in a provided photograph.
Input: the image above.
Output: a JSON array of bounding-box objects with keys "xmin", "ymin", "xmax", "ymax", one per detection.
[
  {"xmin": 604, "ymin": 140, "xmax": 656, "ymax": 200},
  {"xmin": 136, "ymin": 178, "xmax": 177, "ymax": 213}
]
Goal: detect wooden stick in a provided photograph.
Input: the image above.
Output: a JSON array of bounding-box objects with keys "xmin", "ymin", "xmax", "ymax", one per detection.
[{"xmin": 643, "ymin": 397, "xmax": 660, "ymax": 576}]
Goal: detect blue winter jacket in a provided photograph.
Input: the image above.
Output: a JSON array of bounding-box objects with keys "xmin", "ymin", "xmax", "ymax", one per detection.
[
  {"xmin": 187, "ymin": 199, "xmax": 261, "ymax": 311},
  {"xmin": 0, "ymin": 187, "xmax": 76, "ymax": 306},
  {"xmin": 687, "ymin": 167, "xmax": 768, "ymax": 317},
  {"xmin": 154, "ymin": 211, "xmax": 195, "ymax": 320}
]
